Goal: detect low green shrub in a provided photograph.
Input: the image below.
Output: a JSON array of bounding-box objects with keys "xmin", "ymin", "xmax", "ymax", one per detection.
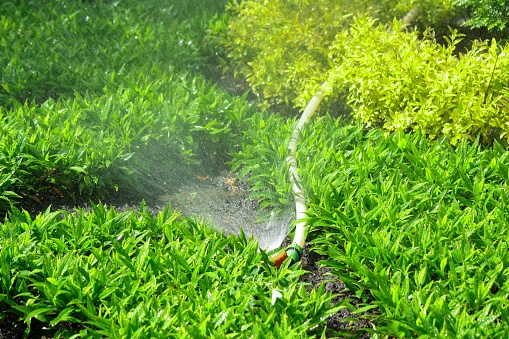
[
  {"xmin": 215, "ymin": 0, "xmax": 352, "ymax": 109},
  {"xmin": 0, "ymin": 171, "xmax": 18, "ymax": 212},
  {"xmin": 0, "ymin": 0, "xmax": 259, "ymax": 208},
  {"xmin": 0, "ymin": 203, "xmax": 340, "ymax": 337},
  {"xmin": 296, "ymin": 115, "xmax": 509, "ymax": 337},
  {"xmin": 0, "ymin": 0, "xmax": 227, "ymax": 107},
  {"xmin": 230, "ymin": 110, "xmax": 295, "ymax": 215}
]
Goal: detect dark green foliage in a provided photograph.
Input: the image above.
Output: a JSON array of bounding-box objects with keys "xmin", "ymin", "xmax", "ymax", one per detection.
[
  {"xmin": 455, "ymin": 0, "xmax": 509, "ymax": 32},
  {"xmin": 0, "ymin": 0, "xmax": 228, "ymax": 106},
  {"xmin": 0, "ymin": 203, "xmax": 339, "ymax": 337},
  {"xmin": 0, "ymin": 0, "xmax": 258, "ymax": 210}
]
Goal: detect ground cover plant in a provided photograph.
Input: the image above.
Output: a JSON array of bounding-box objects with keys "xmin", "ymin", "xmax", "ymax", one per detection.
[
  {"xmin": 0, "ymin": 73, "xmax": 255, "ymax": 211},
  {"xmin": 0, "ymin": 0, "xmax": 225, "ymax": 107},
  {"xmin": 0, "ymin": 203, "xmax": 339, "ymax": 337},
  {"xmin": 230, "ymin": 110, "xmax": 509, "ymax": 337},
  {"xmin": 0, "ymin": 0, "xmax": 259, "ymax": 212},
  {"xmin": 301, "ymin": 117, "xmax": 509, "ymax": 337}
]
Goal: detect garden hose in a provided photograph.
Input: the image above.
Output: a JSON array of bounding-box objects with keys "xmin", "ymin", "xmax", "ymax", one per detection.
[
  {"xmin": 270, "ymin": 82, "xmax": 328, "ymax": 268},
  {"xmin": 269, "ymin": 8, "xmax": 424, "ymax": 268}
]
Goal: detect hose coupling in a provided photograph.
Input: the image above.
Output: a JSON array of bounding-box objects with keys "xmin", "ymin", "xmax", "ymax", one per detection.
[{"xmin": 285, "ymin": 243, "xmax": 303, "ymax": 264}]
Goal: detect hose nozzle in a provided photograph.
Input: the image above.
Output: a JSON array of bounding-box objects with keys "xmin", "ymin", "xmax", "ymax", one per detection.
[{"xmin": 270, "ymin": 244, "xmax": 303, "ymax": 268}]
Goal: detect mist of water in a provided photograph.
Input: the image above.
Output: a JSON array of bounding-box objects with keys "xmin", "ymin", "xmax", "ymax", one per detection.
[
  {"xmin": 244, "ymin": 210, "xmax": 293, "ymax": 251},
  {"xmin": 122, "ymin": 146, "xmax": 291, "ymax": 251}
]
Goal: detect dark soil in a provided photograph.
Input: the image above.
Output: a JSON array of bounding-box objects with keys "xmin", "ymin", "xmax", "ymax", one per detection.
[{"xmin": 301, "ymin": 249, "xmax": 375, "ymax": 338}]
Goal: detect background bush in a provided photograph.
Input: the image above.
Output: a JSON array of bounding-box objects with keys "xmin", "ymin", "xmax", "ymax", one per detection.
[
  {"xmin": 454, "ymin": 0, "xmax": 509, "ymax": 35},
  {"xmin": 216, "ymin": 0, "xmax": 461, "ymax": 109},
  {"xmin": 326, "ymin": 17, "xmax": 509, "ymax": 145},
  {"xmin": 0, "ymin": 0, "xmax": 226, "ymax": 107},
  {"xmin": 218, "ymin": 0, "xmax": 509, "ymax": 144}
]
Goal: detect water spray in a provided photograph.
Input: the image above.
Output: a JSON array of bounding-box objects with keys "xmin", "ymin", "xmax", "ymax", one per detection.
[{"xmin": 270, "ymin": 82, "xmax": 328, "ymax": 268}]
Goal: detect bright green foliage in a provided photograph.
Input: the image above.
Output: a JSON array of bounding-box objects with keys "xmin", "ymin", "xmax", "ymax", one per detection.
[
  {"xmin": 231, "ymin": 111, "xmax": 295, "ymax": 214},
  {"xmin": 232, "ymin": 112, "xmax": 509, "ymax": 336},
  {"xmin": 0, "ymin": 171, "xmax": 18, "ymax": 211},
  {"xmin": 217, "ymin": 0, "xmax": 351, "ymax": 109},
  {"xmin": 377, "ymin": 0, "xmax": 458, "ymax": 25},
  {"xmin": 218, "ymin": 0, "xmax": 459, "ymax": 109},
  {"xmin": 0, "ymin": 203, "xmax": 339, "ymax": 337},
  {"xmin": 0, "ymin": 0, "xmax": 258, "ymax": 209},
  {"xmin": 293, "ymin": 115, "xmax": 509, "ymax": 337},
  {"xmin": 219, "ymin": 1, "xmax": 509, "ymax": 144},
  {"xmin": 327, "ymin": 17, "xmax": 509, "ymax": 144},
  {"xmin": 454, "ymin": 0, "xmax": 509, "ymax": 32}
]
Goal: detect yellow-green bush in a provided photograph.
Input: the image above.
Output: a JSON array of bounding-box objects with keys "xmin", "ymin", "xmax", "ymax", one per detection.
[
  {"xmin": 327, "ymin": 17, "xmax": 509, "ymax": 144},
  {"xmin": 219, "ymin": 0, "xmax": 509, "ymax": 144},
  {"xmin": 218, "ymin": 0, "xmax": 459, "ymax": 109},
  {"xmin": 219, "ymin": 0, "xmax": 350, "ymax": 108}
]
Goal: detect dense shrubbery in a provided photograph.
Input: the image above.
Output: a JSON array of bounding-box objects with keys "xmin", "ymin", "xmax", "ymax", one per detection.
[
  {"xmin": 217, "ymin": 0, "xmax": 459, "ymax": 109},
  {"xmin": 0, "ymin": 74, "xmax": 254, "ymax": 208},
  {"xmin": 0, "ymin": 0, "xmax": 258, "ymax": 209},
  {"xmin": 0, "ymin": 0, "xmax": 227, "ymax": 107},
  {"xmin": 327, "ymin": 17, "xmax": 509, "ymax": 144},
  {"xmin": 231, "ymin": 111, "xmax": 509, "ymax": 336},
  {"xmin": 218, "ymin": 0, "xmax": 509, "ymax": 144},
  {"xmin": 216, "ymin": 0, "xmax": 350, "ymax": 109}
]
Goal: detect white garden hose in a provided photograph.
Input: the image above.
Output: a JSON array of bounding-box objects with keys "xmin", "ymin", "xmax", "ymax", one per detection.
[{"xmin": 271, "ymin": 82, "xmax": 328, "ymax": 268}]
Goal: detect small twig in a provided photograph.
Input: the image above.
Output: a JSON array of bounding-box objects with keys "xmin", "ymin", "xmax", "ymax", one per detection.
[{"xmin": 483, "ymin": 52, "xmax": 499, "ymax": 105}]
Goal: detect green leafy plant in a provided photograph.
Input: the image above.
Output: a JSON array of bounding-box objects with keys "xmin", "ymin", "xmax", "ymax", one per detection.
[
  {"xmin": 215, "ymin": 0, "xmax": 461, "ymax": 110},
  {"xmin": 218, "ymin": 1, "xmax": 509, "ymax": 144},
  {"xmin": 0, "ymin": 0, "xmax": 265, "ymax": 211},
  {"xmin": 326, "ymin": 16, "xmax": 509, "ymax": 144},
  {"xmin": 0, "ymin": 71, "xmax": 257, "ymax": 210},
  {"xmin": 0, "ymin": 0, "xmax": 229, "ymax": 107},
  {"xmin": 289, "ymin": 114, "xmax": 509, "ymax": 337},
  {"xmin": 230, "ymin": 110, "xmax": 295, "ymax": 215},
  {"xmin": 454, "ymin": 0, "xmax": 509, "ymax": 33},
  {"xmin": 0, "ymin": 203, "xmax": 341, "ymax": 337},
  {"xmin": 0, "ymin": 170, "xmax": 18, "ymax": 211}
]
